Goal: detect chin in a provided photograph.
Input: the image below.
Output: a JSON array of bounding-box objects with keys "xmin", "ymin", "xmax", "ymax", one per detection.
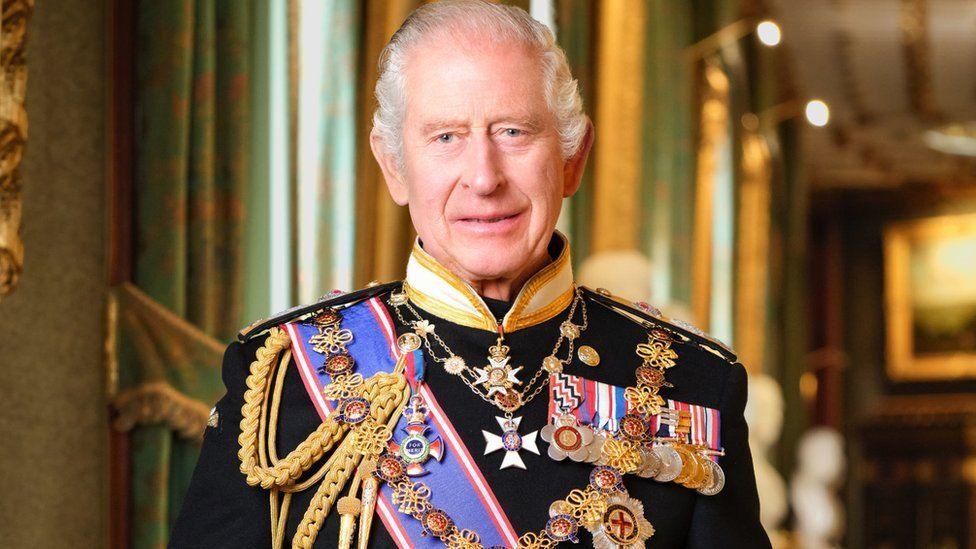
[{"xmin": 454, "ymin": 244, "xmax": 527, "ymax": 281}]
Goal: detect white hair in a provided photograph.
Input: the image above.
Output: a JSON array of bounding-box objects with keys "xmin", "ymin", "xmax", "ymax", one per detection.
[{"xmin": 372, "ymin": 0, "xmax": 587, "ymax": 166}]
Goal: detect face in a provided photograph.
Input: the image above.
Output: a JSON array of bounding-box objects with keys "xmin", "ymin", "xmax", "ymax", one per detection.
[{"xmin": 371, "ymin": 33, "xmax": 592, "ymax": 284}]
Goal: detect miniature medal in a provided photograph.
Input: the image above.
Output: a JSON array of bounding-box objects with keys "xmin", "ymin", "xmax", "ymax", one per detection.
[
  {"xmin": 588, "ymin": 493, "xmax": 654, "ymax": 548},
  {"xmin": 482, "ymin": 416, "xmax": 539, "ymax": 469},
  {"xmin": 472, "ymin": 341, "xmax": 523, "ymax": 397},
  {"xmin": 387, "ymin": 395, "xmax": 445, "ymax": 476}
]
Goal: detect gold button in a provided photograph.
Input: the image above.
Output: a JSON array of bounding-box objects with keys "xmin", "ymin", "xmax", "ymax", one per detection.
[{"xmin": 578, "ymin": 345, "xmax": 600, "ymax": 366}]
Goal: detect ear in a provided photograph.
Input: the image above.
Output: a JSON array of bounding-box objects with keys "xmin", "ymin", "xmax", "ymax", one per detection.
[
  {"xmin": 561, "ymin": 118, "xmax": 594, "ymax": 198},
  {"xmin": 370, "ymin": 129, "xmax": 409, "ymax": 206}
]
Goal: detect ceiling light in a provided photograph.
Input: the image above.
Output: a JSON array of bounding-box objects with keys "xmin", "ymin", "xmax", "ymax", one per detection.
[
  {"xmin": 805, "ymin": 100, "xmax": 830, "ymax": 127},
  {"xmin": 757, "ymin": 21, "xmax": 782, "ymax": 47}
]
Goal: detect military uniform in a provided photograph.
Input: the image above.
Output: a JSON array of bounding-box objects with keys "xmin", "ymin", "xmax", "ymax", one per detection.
[{"xmin": 170, "ymin": 234, "xmax": 770, "ymax": 548}]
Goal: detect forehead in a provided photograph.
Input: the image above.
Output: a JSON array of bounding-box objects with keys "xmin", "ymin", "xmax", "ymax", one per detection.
[{"xmin": 402, "ymin": 33, "xmax": 549, "ymax": 125}]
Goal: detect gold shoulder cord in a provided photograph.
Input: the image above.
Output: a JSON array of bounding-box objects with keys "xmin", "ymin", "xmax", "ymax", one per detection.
[{"xmin": 238, "ymin": 327, "xmax": 410, "ymax": 548}]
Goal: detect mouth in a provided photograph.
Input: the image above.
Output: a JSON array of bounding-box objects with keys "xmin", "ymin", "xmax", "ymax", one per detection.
[
  {"xmin": 458, "ymin": 213, "xmax": 519, "ymax": 223},
  {"xmin": 453, "ymin": 211, "xmax": 524, "ymax": 234}
]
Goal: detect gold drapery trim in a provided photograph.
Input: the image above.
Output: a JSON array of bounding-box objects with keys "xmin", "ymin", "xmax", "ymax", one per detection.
[
  {"xmin": 591, "ymin": 0, "xmax": 645, "ymax": 253},
  {"xmin": 107, "ymin": 283, "xmax": 225, "ymax": 397},
  {"xmin": 0, "ymin": 0, "xmax": 34, "ymax": 299},
  {"xmin": 106, "ymin": 283, "xmax": 226, "ymax": 440},
  {"xmin": 111, "ymin": 381, "xmax": 212, "ymax": 440},
  {"xmin": 734, "ymin": 131, "xmax": 772, "ymax": 374}
]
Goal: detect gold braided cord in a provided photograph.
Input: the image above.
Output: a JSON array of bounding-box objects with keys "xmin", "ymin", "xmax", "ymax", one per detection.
[
  {"xmin": 292, "ymin": 430, "xmax": 364, "ymax": 548},
  {"xmin": 237, "ymin": 325, "xmax": 412, "ymax": 548},
  {"xmin": 239, "ymin": 328, "xmax": 351, "ymax": 489},
  {"xmin": 293, "ymin": 368, "xmax": 410, "ymax": 548}
]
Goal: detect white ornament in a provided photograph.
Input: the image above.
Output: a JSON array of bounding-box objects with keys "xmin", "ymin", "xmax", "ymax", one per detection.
[{"xmin": 482, "ymin": 416, "xmax": 539, "ymax": 470}]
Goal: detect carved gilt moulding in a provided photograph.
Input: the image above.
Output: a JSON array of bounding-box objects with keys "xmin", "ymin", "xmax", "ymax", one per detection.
[{"xmin": 0, "ymin": 0, "xmax": 34, "ymax": 299}]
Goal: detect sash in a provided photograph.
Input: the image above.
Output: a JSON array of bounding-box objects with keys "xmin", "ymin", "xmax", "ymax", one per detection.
[
  {"xmin": 547, "ymin": 373, "xmax": 722, "ymax": 459},
  {"xmin": 284, "ymin": 297, "xmax": 520, "ymax": 548}
]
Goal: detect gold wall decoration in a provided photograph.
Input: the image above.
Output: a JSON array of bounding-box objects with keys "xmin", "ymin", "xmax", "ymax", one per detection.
[
  {"xmin": 591, "ymin": 0, "xmax": 646, "ymax": 253},
  {"xmin": 734, "ymin": 131, "xmax": 772, "ymax": 374},
  {"xmin": 0, "ymin": 0, "xmax": 33, "ymax": 299},
  {"xmin": 884, "ymin": 213, "xmax": 976, "ymax": 381},
  {"xmin": 691, "ymin": 59, "xmax": 730, "ymax": 330}
]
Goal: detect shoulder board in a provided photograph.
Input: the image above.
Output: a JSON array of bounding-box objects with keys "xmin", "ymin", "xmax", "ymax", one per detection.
[
  {"xmin": 237, "ymin": 280, "xmax": 402, "ymax": 342},
  {"xmin": 579, "ymin": 285, "xmax": 737, "ymax": 363}
]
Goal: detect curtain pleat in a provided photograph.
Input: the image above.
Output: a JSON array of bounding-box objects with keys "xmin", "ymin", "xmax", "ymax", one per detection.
[{"xmin": 126, "ymin": 1, "xmax": 252, "ymax": 546}]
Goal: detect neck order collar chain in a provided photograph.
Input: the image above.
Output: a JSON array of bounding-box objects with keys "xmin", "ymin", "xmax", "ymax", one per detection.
[{"xmin": 389, "ymin": 286, "xmax": 589, "ymax": 418}]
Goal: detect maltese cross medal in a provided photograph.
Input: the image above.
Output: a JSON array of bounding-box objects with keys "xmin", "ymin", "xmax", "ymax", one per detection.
[
  {"xmin": 387, "ymin": 396, "xmax": 445, "ymax": 476},
  {"xmin": 482, "ymin": 416, "xmax": 539, "ymax": 470}
]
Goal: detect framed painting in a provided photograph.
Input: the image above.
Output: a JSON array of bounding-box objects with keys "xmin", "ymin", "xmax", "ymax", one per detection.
[{"xmin": 884, "ymin": 213, "xmax": 976, "ymax": 381}]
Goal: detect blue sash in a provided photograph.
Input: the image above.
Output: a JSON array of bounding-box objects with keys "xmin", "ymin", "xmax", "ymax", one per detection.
[{"xmin": 284, "ymin": 297, "xmax": 520, "ymax": 548}]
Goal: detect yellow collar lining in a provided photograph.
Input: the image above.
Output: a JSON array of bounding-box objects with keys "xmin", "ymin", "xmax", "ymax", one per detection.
[{"xmin": 403, "ymin": 233, "xmax": 575, "ymax": 332}]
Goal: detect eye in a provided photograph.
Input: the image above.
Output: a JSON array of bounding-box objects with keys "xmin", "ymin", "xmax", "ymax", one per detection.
[
  {"xmin": 503, "ymin": 128, "xmax": 523, "ymax": 137},
  {"xmin": 437, "ymin": 133, "xmax": 455, "ymax": 143}
]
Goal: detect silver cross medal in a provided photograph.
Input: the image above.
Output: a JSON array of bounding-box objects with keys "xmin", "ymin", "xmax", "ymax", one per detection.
[{"xmin": 482, "ymin": 416, "xmax": 539, "ymax": 470}]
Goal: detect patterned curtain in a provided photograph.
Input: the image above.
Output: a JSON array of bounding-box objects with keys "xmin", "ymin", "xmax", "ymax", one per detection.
[
  {"xmin": 116, "ymin": 1, "xmax": 253, "ymax": 546},
  {"xmin": 642, "ymin": 0, "xmax": 695, "ymax": 306}
]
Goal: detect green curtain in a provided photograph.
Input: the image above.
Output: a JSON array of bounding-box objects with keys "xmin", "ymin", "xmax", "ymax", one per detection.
[
  {"xmin": 556, "ymin": 0, "xmax": 597, "ymax": 266},
  {"xmin": 127, "ymin": 1, "xmax": 252, "ymax": 546},
  {"xmin": 641, "ymin": 0, "xmax": 695, "ymax": 306}
]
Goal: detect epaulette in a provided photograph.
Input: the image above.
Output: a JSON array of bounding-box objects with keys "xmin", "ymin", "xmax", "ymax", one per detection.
[
  {"xmin": 237, "ymin": 280, "xmax": 402, "ymax": 342},
  {"xmin": 579, "ymin": 285, "xmax": 737, "ymax": 363}
]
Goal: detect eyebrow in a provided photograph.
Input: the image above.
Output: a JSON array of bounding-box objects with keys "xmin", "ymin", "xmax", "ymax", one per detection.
[{"xmin": 419, "ymin": 116, "xmax": 544, "ymax": 135}]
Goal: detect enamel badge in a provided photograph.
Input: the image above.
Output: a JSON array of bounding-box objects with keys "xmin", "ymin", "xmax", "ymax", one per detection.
[
  {"xmin": 588, "ymin": 493, "xmax": 654, "ymax": 549},
  {"xmin": 387, "ymin": 395, "xmax": 445, "ymax": 476},
  {"xmin": 482, "ymin": 416, "xmax": 539, "ymax": 470}
]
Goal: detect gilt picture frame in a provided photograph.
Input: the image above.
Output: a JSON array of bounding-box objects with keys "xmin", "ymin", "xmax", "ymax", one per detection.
[{"xmin": 884, "ymin": 213, "xmax": 976, "ymax": 381}]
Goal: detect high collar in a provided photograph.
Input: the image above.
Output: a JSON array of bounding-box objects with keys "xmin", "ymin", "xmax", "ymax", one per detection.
[{"xmin": 403, "ymin": 232, "xmax": 575, "ymax": 333}]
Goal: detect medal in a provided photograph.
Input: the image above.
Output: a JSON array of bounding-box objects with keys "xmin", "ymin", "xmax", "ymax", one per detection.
[
  {"xmin": 540, "ymin": 413, "xmax": 595, "ymax": 462},
  {"xmin": 387, "ymin": 394, "xmax": 445, "ymax": 476},
  {"xmin": 651, "ymin": 444, "xmax": 683, "ymax": 482},
  {"xmin": 697, "ymin": 458, "xmax": 726, "ymax": 496},
  {"xmin": 482, "ymin": 415, "xmax": 539, "ymax": 470},
  {"xmin": 472, "ymin": 340, "xmax": 523, "ymax": 397}
]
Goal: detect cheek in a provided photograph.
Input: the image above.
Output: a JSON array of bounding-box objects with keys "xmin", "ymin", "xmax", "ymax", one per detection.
[{"xmin": 511, "ymin": 153, "xmax": 563, "ymax": 213}]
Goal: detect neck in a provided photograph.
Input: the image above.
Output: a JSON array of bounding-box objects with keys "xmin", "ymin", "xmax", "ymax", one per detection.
[{"xmin": 463, "ymin": 250, "xmax": 550, "ymax": 302}]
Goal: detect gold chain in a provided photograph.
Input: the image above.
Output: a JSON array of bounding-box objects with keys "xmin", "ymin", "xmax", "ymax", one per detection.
[{"xmin": 391, "ymin": 287, "xmax": 588, "ymax": 415}]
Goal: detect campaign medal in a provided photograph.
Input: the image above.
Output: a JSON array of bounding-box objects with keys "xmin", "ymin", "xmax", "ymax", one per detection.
[
  {"xmin": 588, "ymin": 493, "xmax": 654, "ymax": 549},
  {"xmin": 652, "ymin": 444, "xmax": 683, "ymax": 482},
  {"xmin": 482, "ymin": 415, "xmax": 539, "ymax": 470},
  {"xmin": 541, "ymin": 413, "xmax": 595, "ymax": 462},
  {"xmin": 473, "ymin": 340, "xmax": 523, "ymax": 397},
  {"xmin": 697, "ymin": 459, "xmax": 726, "ymax": 496},
  {"xmin": 387, "ymin": 395, "xmax": 444, "ymax": 476}
]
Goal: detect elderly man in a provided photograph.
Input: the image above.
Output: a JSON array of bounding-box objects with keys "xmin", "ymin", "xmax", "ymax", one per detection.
[{"xmin": 170, "ymin": 2, "xmax": 769, "ymax": 548}]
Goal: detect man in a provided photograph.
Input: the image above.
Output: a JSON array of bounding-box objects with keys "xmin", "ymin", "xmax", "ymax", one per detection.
[{"xmin": 171, "ymin": 2, "xmax": 770, "ymax": 547}]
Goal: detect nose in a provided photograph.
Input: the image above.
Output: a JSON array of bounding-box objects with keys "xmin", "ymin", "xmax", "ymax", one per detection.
[{"xmin": 461, "ymin": 132, "xmax": 504, "ymax": 195}]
